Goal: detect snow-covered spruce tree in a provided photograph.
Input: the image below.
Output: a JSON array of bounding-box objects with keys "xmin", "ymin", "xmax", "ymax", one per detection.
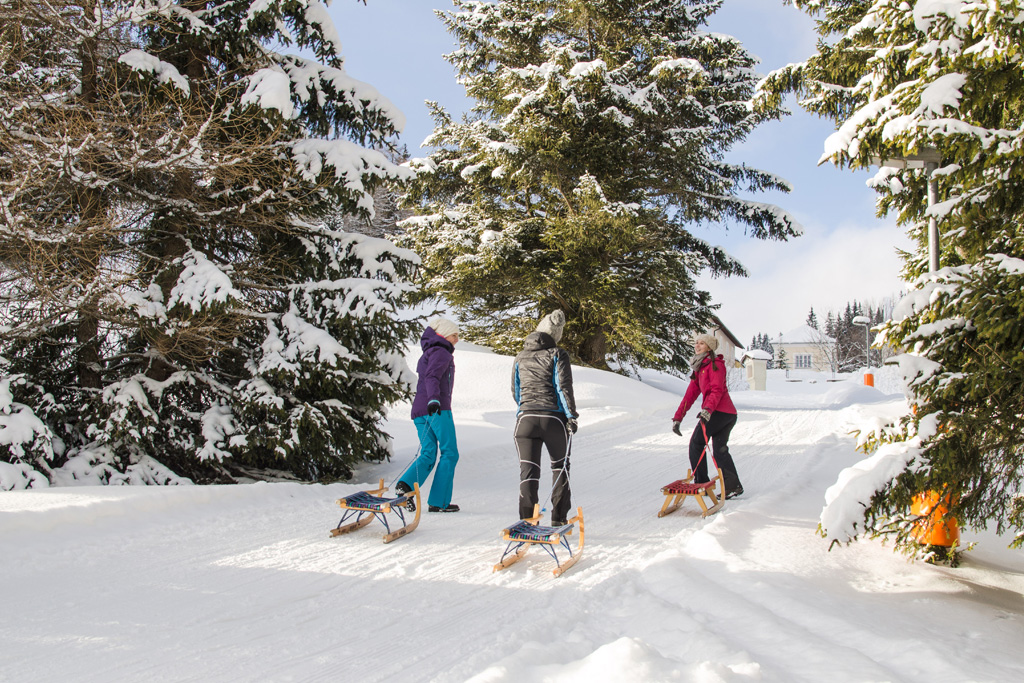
[
  {"xmin": 401, "ymin": 0, "xmax": 799, "ymax": 371},
  {"xmin": 0, "ymin": 1, "xmax": 418, "ymax": 486},
  {"xmin": 761, "ymin": 1, "xmax": 1024, "ymax": 552}
]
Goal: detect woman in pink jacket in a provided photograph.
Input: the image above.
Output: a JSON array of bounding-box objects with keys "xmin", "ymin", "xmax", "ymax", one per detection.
[{"xmin": 671, "ymin": 333, "xmax": 744, "ymax": 499}]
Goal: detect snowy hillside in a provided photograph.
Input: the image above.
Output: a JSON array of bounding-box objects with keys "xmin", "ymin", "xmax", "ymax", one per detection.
[{"xmin": 2, "ymin": 342, "xmax": 1023, "ymax": 682}]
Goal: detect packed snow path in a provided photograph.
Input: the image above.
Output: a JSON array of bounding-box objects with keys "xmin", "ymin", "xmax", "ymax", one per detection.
[{"xmin": 2, "ymin": 344, "xmax": 1023, "ymax": 682}]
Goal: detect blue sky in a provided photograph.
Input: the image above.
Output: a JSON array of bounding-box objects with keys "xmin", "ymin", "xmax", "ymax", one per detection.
[{"xmin": 326, "ymin": 0, "xmax": 911, "ymax": 345}]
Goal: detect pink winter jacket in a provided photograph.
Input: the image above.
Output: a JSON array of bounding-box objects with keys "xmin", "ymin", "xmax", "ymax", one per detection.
[{"xmin": 673, "ymin": 354, "xmax": 737, "ymax": 421}]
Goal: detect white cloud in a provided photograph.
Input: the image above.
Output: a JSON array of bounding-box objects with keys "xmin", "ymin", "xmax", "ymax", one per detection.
[{"xmin": 701, "ymin": 219, "xmax": 913, "ymax": 344}]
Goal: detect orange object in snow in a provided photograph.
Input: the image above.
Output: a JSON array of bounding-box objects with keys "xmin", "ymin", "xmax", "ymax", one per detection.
[
  {"xmin": 910, "ymin": 491, "xmax": 960, "ymax": 547},
  {"xmin": 864, "ymin": 372, "xmax": 874, "ymax": 387}
]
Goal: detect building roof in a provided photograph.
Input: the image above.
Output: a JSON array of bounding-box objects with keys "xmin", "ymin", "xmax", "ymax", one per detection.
[
  {"xmin": 773, "ymin": 324, "xmax": 835, "ymax": 345},
  {"xmin": 711, "ymin": 316, "xmax": 744, "ymax": 350}
]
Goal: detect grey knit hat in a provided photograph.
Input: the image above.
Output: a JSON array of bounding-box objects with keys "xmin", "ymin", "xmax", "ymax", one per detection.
[
  {"xmin": 536, "ymin": 309, "xmax": 566, "ymax": 343},
  {"xmin": 694, "ymin": 332, "xmax": 719, "ymax": 352},
  {"xmin": 429, "ymin": 317, "xmax": 459, "ymax": 338}
]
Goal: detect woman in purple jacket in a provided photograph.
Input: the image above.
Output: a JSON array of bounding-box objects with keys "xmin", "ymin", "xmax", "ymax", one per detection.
[{"xmin": 395, "ymin": 318, "xmax": 462, "ymax": 512}]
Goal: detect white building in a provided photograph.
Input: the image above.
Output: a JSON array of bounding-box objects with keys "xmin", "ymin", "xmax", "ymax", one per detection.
[
  {"xmin": 772, "ymin": 325, "xmax": 837, "ymax": 373},
  {"xmin": 708, "ymin": 316, "xmax": 744, "ymax": 368}
]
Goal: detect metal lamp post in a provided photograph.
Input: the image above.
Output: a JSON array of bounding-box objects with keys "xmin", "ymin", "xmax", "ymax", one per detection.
[
  {"xmin": 860, "ymin": 146, "xmax": 942, "ymax": 387},
  {"xmin": 869, "ymin": 147, "xmax": 942, "ymax": 273},
  {"xmin": 870, "ymin": 147, "xmax": 959, "ymax": 552},
  {"xmin": 852, "ymin": 315, "xmax": 872, "ymax": 386}
]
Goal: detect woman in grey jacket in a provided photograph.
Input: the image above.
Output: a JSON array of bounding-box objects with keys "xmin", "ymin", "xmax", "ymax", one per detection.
[{"xmin": 511, "ymin": 310, "xmax": 578, "ymax": 525}]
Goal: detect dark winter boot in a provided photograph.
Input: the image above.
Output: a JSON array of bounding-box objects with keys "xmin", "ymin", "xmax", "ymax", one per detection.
[
  {"xmin": 428, "ymin": 503, "xmax": 460, "ymax": 513},
  {"xmin": 395, "ymin": 481, "xmax": 415, "ymax": 511}
]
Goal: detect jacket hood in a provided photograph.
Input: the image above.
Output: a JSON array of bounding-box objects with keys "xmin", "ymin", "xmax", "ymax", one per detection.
[
  {"xmin": 522, "ymin": 331, "xmax": 556, "ymax": 352},
  {"xmin": 421, "ymin": 326, "xmax": 454, "ymax": 352},
  {"xmin": 701, "ymin": 353, "xmax": 725, "ymax": 368}
]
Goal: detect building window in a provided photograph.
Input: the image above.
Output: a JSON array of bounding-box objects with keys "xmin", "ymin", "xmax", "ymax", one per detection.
[{"xmin": 795, "ymin": 354, "xmax": 812, "ymax": 369}]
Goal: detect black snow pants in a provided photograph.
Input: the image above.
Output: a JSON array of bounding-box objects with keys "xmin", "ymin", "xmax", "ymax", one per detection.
[
  {"xmin": 514, "ymin": 411, "xmax": 572, "ymax": 523},
  {"xmin": 689, "ymin": 411, "xmax": 742, "ymax": 492}
]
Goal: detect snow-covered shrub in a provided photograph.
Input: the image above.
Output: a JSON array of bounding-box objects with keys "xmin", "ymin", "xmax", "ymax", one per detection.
[{"xmin": 0, "ymin": 358, "xmax": 58, "ymax": 489}]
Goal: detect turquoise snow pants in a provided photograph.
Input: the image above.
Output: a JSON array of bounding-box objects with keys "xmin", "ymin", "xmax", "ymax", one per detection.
[{"xmin": 400, "ymin": 411, "xmax": 460, "ymax": 508}]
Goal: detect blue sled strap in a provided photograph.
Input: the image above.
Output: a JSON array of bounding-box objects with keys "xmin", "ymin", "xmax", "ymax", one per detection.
[
  {"xmin": 493, "ymin": 504, "xmax": 584, "ymax": 578},
  {"xmin": 330, "ymin": 479, "xmax": 421, "ymax": 544}
]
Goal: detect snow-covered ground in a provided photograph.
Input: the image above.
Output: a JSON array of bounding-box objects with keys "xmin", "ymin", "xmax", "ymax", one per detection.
[{"xmin": 2, "ymin": 343, "xmax": 1023, "ymax": 682}]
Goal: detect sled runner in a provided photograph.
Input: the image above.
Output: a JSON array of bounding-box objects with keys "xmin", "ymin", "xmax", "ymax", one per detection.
[
  {"xmin": 658, "ymin": 467, "xmax": 725, "ymax": 518},
  {"xmin": 493, "ymin": 504, "xmax": 584, "ymax": 578},
  {"xmin": 330, "ymin": 479, "xmax": 421, "ymax": 544}
]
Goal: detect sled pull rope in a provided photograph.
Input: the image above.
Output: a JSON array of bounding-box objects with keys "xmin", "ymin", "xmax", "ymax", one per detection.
[
  {"xmin": 691, "ymin": 420, "xmax": 717, "ymax": 473},
  {"xmin": 388, "ymin": 445, "xmax": 421, "ymax": 489}
]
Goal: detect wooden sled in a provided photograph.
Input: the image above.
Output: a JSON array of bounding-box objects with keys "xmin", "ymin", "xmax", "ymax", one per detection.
[
  {"xmin": 493, "ymin": 504, "xmax": 584, "ymax": 578},
  {"xmin": 659, "ymin": 467, "xmax": 725, "ymax": 518},
  {"xmin": 330, "ymin": 479, "xmax": 421, "ymax": 544}
]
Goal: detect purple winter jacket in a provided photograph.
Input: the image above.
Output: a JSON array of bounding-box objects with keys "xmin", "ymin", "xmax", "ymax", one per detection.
[{"xmin": 410, "ymin": 327, "xmax": 456, "ymax": 418}]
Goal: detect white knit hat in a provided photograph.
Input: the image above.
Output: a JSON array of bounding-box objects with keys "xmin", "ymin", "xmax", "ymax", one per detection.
[
  {"xmin": 694, "ymin": 332, "xmax": 719, "ymax": 352},
  {"xmin": 429, "ymin": 317, "xmax": 459, "ymax": 338},
  {"xmin": 536, "ymin": 309, "xmax": 566, "ymax": 343}
]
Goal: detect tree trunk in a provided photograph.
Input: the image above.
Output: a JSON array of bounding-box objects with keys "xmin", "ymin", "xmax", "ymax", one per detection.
[
  {"xmin": 579, "ymin": 329, "xmax": 608, "ymax": 369},
  {"xmin": 76, "ymin": 298, "xmax": 102, "ymax": 390},
  {"xmin": 146, "ymin": 216, "xmax": 188, "ymax": 383},
  {"xmin": 75, "ymin": 9, "xmax": 102, "ymax": 390}
]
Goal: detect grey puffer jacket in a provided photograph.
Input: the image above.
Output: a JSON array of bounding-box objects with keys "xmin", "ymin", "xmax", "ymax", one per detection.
[{"xmin": 511, "ymin": 332, "xmax": 577, "ymax": 419}]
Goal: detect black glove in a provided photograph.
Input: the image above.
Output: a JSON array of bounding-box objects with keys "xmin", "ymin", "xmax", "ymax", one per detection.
[
  {"xmin": 427, "ymin": 401, "xmax": 441, "ymax": 416},
  {"xmin": 699, "ymin": 409, "xmax": 711, "ymax": 423},
  {"xmin": 671, "ymin": 420, "xmax": 682, "ymax": 436},
  {"xmin": 566, "ymin": 418, "xmax": 578, "ymax": 434}
]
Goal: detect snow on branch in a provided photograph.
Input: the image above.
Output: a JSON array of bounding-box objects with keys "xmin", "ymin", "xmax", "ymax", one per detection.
[
  {"xmin": 821, "ymin": 411, "xmax": 941, "ymax": 544},
  {"xmin": 0, "ymin": 461, "xmax": 50, "ymax": 490},
  {"xmin": 167, "ymin": 250, "xmax": 243, "ymax": 314},
  {"xmin": 820, "ymin": 439, "xmax": 921, "ymax": 544},
  {"xmin": 263, "ymin": 312, "xmax": 356, "ymax": 371},
  {"xmin": 0, "ymin": 376, "xmax": 54, "ymax": 462},
  {"xmin": 301, "ymin": 0, "xmax": 343, "ymax": 58},
  {"xmin": 118, "ymin": 49, "xmax": 190, "ymax": 95},
  {"xmin": 197, "ymin": 403, "xmax": 236, "ymax": 462},
  {"xmin": 337, "ymin": 232, "xmax": 422, "ymax": 276},
  {"xmin": 280, "ymin": 56, "xmax": 407, "ymax": 133},
  {"xmin": 911, "ymin": 0, "xmax": 975, "ymax": 33},
  {"xmin": 289, "ymin": 139, "xmax": 415, "ymax": 215},
  {"xmin": 242, "ymin": 68, "xmax": 295, "ymax": 118},
  {"xmin": 650, "ymin": 57, "xmax": 706, "ymax": 78}
]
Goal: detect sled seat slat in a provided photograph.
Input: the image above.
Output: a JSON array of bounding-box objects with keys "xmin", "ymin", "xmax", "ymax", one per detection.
[
  {"xmin": 338, "ymin": 491, "xmax": 412, "ymax": 512},
  {"xmin": 503, "ymin": 520, "xmax": 575, "ymax": 543},
  {"xmin": 661, "ymin": 479, "xmax": 716, "ymax": 495}
]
